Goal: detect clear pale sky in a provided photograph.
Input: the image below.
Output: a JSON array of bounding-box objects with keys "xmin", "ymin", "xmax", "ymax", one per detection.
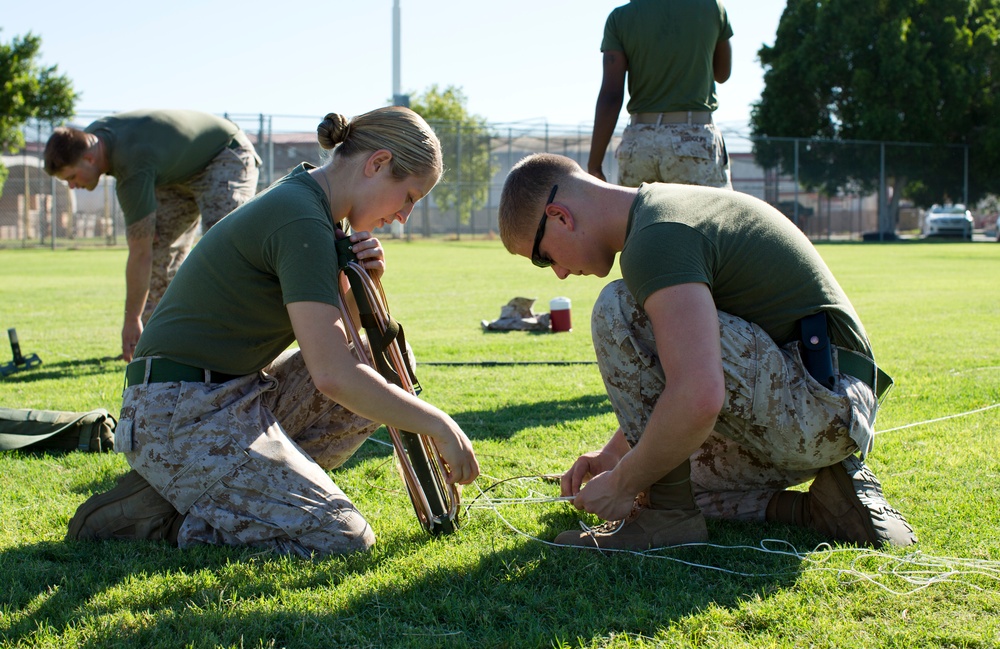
[{"xmin": 5, "ymin": 1, "xmax": 786, "ymax": 135}]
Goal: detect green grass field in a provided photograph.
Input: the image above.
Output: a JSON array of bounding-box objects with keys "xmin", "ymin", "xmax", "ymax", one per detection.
[{"xmin": 1, "ymin": 240, "xmax": 998, "ymax": 649}]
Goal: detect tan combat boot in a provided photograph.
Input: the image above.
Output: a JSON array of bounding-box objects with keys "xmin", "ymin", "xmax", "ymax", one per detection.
[
  {"xmin": 766, "ymin": 455, "xmax": 916, "ymax": 548},
  {"xmin": 554, "ymin": 460, "xmax": 709, "ymax": 550},
  {"xmin": 66, "ymin": 469, "xmax": 185, "ymax": 545}
]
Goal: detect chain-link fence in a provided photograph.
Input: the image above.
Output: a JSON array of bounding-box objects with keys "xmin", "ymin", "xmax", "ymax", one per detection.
[{"xmin": 0, "ymin": 112, "xmax": 976, "ymax": 248}]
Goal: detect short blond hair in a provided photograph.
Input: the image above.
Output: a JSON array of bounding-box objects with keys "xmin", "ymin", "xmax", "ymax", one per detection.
[{"xmin": 498, "ymin": 153, "xmax": 582, "ymax": 253}]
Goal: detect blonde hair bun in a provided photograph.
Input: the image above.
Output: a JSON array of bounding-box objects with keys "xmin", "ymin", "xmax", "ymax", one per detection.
[
  {"xmin": 317, "ymin": 113, "xmax": 351, "ymax": 150},
  {"xmin": 314, "ymin": 106, "xmax": 442, "ymax": 181}
]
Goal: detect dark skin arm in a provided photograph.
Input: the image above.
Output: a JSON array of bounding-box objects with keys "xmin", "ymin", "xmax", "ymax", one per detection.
[
  {"xmin": 588, "ymin": 31, "xmax": 730, "ymax": 181},
  {"xmin": 587, "ymin": 50, "xmax": 627, "ymax": 181},
  {"xmin": 713, "ymin": 38, "xmax": 732, "ymax": 83}
]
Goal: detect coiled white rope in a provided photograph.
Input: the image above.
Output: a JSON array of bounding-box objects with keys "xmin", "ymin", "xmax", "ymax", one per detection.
[
  {"xmin": 362, "ymin": 386, "xmax": 999, "ymax": 592},
  {"xmin": 464, "ymin": 474, "xmax": 1000, "ymax": 595}
]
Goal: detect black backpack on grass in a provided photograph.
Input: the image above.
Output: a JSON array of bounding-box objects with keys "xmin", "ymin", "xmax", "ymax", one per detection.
[{"xmin": 0, "ymin": 408, "xmax": 116, "ymax": 453}]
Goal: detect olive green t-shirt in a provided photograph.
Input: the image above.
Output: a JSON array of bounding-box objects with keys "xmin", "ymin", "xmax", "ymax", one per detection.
[
  {"xmin": 86, "ymin": 109, "xmax": 239, "ymax": 225},
  {"xmin": 602, "ymin": 0, "xmax": 733, "ymax": 114},
  {"xmin": 619, "ymin": 184, "xmax": 872, "ymax": 356},
  {"xmin": 134, "ymin": 164, "xmax": 342, "ymax": 375}
]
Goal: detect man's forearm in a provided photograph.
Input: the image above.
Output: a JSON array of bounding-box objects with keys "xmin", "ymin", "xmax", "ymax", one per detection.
[
  {"xmin": 613, "ymin": 398, "xmax": 716, "ymax": 496},
  {"xmin": 588, "ymin": 95, "xmax": 622, "ymax": 173},
  {"xmin": 603, "ymin": 427, "xmax": 631, "ymax": 461},
  {"xmin": 588, "ymin": 51, "xmax": 627, "ymax": 175},
  {"xmin": 123, "ymin": 250, "xmax": 153, "ymax": 320},
  {"xmin": 123, "ymin": 213, "xmax": 156, "ymax": 321}
]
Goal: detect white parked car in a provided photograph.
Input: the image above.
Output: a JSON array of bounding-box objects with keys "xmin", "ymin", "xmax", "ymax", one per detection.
[{"xmin": 923, "ymin": 204, "xmax": 973, "ymax": 240}]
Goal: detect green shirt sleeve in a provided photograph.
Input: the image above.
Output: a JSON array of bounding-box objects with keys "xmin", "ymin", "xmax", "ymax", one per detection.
[
  {"xmin": 264, "ymin": 218, "xmax": 342, "ymax": 307},
  {"xmin": 114, "ymin": 168, "xmax": 158, "ymax": 225},
  {"xmin": 621, "ymin": 222, "xmax": 716, "ymax": 307}
]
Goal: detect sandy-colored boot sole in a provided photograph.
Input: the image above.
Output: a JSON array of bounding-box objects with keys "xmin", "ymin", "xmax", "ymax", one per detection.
[{"xmin": 808, "ymin": 455, "xmax": 916, "ymax": 548}]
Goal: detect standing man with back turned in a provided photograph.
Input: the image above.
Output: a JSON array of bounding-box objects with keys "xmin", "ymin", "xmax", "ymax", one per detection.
[
  {"xmin": 588, "ymin": 0, "xmax": 734, "ymax": 189},
  {"xmin": 44, "ymin": 109, "xmax": 261, "ymax": 360},
  {"xmin": 498, "ymin": 153, "xmax": 917, "ymax": 551}
]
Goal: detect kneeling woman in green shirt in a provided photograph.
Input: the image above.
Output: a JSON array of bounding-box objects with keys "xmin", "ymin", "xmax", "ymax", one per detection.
[{"xmin": 67, "ymin": 106, "xmax": 480, "ymax": 557}]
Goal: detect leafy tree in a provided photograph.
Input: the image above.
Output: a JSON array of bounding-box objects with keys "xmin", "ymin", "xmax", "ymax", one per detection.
[
  {"xmin": 750, "ymin": 0, "xmax": 1000, "ymax": 234},
  {"xmin": 409, "ymin": 85, "xmax": 496, "ymax": 238},
  {"xmin": 0, "ymin": 32, "xmax": 76, "ymax": 196}
]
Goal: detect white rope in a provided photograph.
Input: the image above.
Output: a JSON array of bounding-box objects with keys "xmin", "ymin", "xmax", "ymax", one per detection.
[
  {"xmin": 464, "ymin": 475, "xmax": 1000, "ymax": 595},
  {"xmin": 464, "ymin": 495, "xmax": 574, "ymax": 508},
  {"xmin": 876, "ymin": 402, "xmax": 1000, "ymax": 434},
  {"xmin": 360, "ymin": 371, "xmax": 1000, "ymax": 589}
]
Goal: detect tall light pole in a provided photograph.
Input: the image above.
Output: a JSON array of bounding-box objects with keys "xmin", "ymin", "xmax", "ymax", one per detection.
[
  {"xmin": 391, "ymin": 0, "xmax": 410, "ymax": 239},
  {"xmin": 392, "ymin": 0, "xmax": 408, "ymax": 107}
]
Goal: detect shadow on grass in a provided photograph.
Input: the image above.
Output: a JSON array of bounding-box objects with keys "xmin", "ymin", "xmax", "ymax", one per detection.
[
  {"xmin": 0, "ymin": 520, "xmax": 811, "ymax": 649},
  {"xmin": 0, "ymin": 356, "xmax": 122, "ymax": 384},
  {"xmin": 331, "ymin": 393, "xmax": 615, "ymax": 473},
  {"xmin": 453, "ymin": 394, "xmax": 613, "ymax": 442},
  {"xmin": 0, "ymin": 538, "xmax": 392, "ymax": 647}
]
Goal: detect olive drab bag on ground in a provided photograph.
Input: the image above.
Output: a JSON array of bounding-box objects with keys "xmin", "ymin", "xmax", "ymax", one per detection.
[{"xmin": 0, "ymin": 408, "xmax": 116, "ymax": 453}]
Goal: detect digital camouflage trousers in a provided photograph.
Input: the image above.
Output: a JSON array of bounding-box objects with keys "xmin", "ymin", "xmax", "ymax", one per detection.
[
  {"xmin": 616, "ymin": 121, "xmax": 732, "ymax": 190},
  {"xmin": 143, "ymin": 131, "xmax": 260, "ymax": 323},
  {"xmin": 120, "ymin": 349, "xmax": 381, "ymax": 557},
  {"xmin": 592, "ymin": 280, "xmax": 877, "ymax": 521}
]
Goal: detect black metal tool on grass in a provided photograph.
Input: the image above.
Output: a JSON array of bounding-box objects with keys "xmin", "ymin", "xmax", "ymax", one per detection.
[{"xmin": 0, "ymin": 328, "xmax": 42, "ymax": 377}]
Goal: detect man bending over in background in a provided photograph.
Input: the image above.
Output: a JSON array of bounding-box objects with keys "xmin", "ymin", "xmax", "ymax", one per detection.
[{"xmin": 44, "ymin": 109, "xmax": 260, "ymax": 360}]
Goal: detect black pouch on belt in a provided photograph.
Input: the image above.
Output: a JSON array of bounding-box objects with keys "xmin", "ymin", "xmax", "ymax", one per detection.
[{"xmin": 798, "ymin": 311, "xmax": 836, "ymax": 390}]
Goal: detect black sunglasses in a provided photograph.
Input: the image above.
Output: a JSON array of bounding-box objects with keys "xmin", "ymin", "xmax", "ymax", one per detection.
[{"xmin": 531, "ymin": 185, "xmax": 559, "ymax": 268}]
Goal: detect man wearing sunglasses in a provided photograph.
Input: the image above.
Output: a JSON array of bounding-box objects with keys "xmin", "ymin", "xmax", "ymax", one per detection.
[{"xmin": 499, "ymin": 152, "xmax": 916, "ymax": 551}]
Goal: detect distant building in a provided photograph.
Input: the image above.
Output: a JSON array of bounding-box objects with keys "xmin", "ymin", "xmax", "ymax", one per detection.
[{"xmin": 0, "ymin": 154, "xmax": 78, "ymax": 241}]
